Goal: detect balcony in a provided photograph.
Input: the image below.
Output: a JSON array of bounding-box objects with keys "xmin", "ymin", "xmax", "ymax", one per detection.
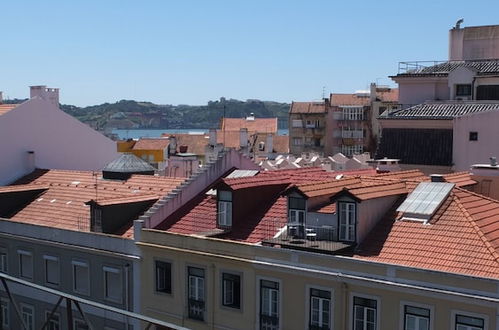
[
  {"xmin": 188, "ymin": 299, "xmax": 205, "ymax": 321},
  {"xmin": 260, "ymin": 315, "xmax": 279, "ymax": 330},
  {"xmin": 398, "ymin": 60, "xmax": 447, "ymax": 74}
]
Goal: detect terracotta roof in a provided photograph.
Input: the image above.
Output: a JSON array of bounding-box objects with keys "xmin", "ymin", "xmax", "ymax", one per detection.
[
  {"xmin": 442, "ymin": 172, "xmax": 477, "ymax": 187},
  {"xmin": 311, "ymin": 203, "xmax": 336, "ymax": 214},
  {"xmin": 0, "ymin": 104, "xmax": 18, "ymax": 116},
  {"xmin": 290, "ymin": 102, "xmax": 327, "ymax": 114},
  {"xmin": 381, "ymin": 102, "xmax": 499, "ymax": 120},
  {"xmin": 355, "ymin": 189, "xmax": 499, "ymax": 279},
  {"xmin": 294, "ymin": 177, "xmax": 363, "ymax": 198},
  {"xmin": 330, "ymin": 94, "xmax": 370, "ymax": 106},
  {"xmin": 132, "ymin": 138, "xmax": 170, "ymax": 150},
  {"xmin": 376, "ymin": 88, "xmax": 398, "ymax": 103},
  {"xmin": 345, "ymin": 181, "xmax": 407, "ymax": 200},
  {"xmin": 0, "ymin": 184, "xmax": 49, "ymax": 194},
  {"xmin": 220, "ymin": 117, "xmax": 278, "ymax": 134},
  {"xmin": 91, "ymin": 194, "xmax": 160, "ymax": 206},
  {"xmin": 2, "ymin": 169, "xmax": 184, "ymax": 238}
]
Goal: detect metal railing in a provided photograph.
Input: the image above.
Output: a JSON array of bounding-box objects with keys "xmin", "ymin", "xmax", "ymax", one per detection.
[
  {"xmin": 286, "ymin": 224, "xmax": 336, "ymax": 241},
  {"xmin": 188, "ymin": 299, "xmax": 205, "ymax": 321},
  {"xmin": 398, "ymin": 60, "xmax": 447, "ymax": 74}
]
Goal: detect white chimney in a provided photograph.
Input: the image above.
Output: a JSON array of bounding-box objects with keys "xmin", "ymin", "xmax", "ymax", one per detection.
[
  {"xmin": 30, "ymin": 85, "xmax": 60, "ymax": 106},
  {"xmin": 375, "ymin": 157, "xmax": 401, "ymax": 173},
  {"xmin": 240, "ymin": 128, "xmax": 248, "ymax": 148},
  {"xmin": 26, "ymin": 151, "xmax": 35, "ymax": 173},
  {"xmin": 168, "ymin": 136, "xmax": 177, "ymax": 156},
  {"xmin": 209, "ymin": 129, "xmax": 217, "ymax": 146}
]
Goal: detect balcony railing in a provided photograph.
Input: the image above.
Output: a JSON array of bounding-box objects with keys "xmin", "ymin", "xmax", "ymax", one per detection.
[
  {"xmin": 398, "ymin": 60, "xmax": 447, "ymax": 74},
  {"xmin": 188, "ymin": 299, "xmax": 205, "ymax": 320},
  {"xmin": 286, "ymin": 224, "xmax": 336, "ymax": 241},
  {"xmin": 260, "ymin": 315, "xmax": 279, "ymax": 330},
  {"xmin": 341, "ymin": 131, "xmax": 363, "ymax": 138}
]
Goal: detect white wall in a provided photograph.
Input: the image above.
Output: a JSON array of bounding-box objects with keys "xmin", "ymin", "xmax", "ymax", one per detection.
[
  {"xmin": 357, "ymin": 195, "xmax": 399, "ymax": 244},
  {"xmin": 448, "ymin": 67, "xmax": 476, "ymax": 99},
  {"xmin": 0, "ymin": 97, "xmax": 119, "ymax": 185},
  {"xmin": 452, "ymin": 111, "xmax": 499, "ymax": 171},
  {"xmin": 397, "ymin": 79, "xmax": 449, "ymax": 106}
]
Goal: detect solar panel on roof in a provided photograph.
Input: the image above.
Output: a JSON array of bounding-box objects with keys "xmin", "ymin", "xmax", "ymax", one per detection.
[{"xmin": 397, "ymin": 182, "xmax": 454, "ymax": 221}]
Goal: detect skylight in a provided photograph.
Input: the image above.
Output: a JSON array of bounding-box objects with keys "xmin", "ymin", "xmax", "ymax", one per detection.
[{"xmin": 397, "ymin": 182, "xmax": 454, "ymax": 223}]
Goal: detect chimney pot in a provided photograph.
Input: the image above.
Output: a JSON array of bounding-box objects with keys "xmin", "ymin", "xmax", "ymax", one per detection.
[
  {"xmin": 490, "ymin": 157, "xmax": 497, "ymax": 167},
  {"xmin": 430, "ymin": 174, "xmax": 445, "ymax": 182}
]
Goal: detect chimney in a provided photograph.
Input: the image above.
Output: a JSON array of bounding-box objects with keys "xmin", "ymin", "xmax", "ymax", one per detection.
[
  {"xmin": 246, "ymin": 113, "xmax": 255, "ymax": 121},
  {"xmin": 240, "ymin": 128, "xmax": 248, "ymax": 148},
  {"xmin": 30, "ymin": 85, "xmax": 60, "ymax": 106},
  {"xmin": 265, "ymin": 133, "xmax": 274, "ymax": 154},
  {"xmin": 370, "ymin": 83, "xmax": 377, "ymax": 102},
  {"xmin": 491, "ymin": 157, "xmax": 497, "ymax": 166},
  {"xmin": 26, "ymin": 151, "xmax": 35, "ymax": 173},
  {"xmin": 430, "ymin": 174, "xmax": 445, "ymax": 182},
  {"xmin": 209, "ymin": 129, "xmax": 217, "ymax": 146},
  {"xmin": 168, "ymin": 136, "xmax": 177, "ymax": 156},
  {"xmin": 375, "ymin": 157, "xmax": 401, "ymax": 173}
]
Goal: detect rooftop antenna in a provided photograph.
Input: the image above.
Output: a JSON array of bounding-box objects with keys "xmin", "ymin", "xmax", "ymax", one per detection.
[
  {"xmin": 223, "ymin": 104, "xmax": 226, "ymax": 148},
  {"xmin": 322, "ymin": 86, "xmax": 326, "ymax": 99}
]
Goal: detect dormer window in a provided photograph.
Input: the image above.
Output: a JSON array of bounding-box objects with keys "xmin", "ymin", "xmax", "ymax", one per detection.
[
  {"xmin": 338, "ymin": 202, "xmax": 356, "ymax": 242},
  {"xmin": 288, "ymin": 196, "xmax": 306, "ymax": 238},
  {"xmin": 218, "ymin": 191, "xmax": 233, "ymax": 227}
]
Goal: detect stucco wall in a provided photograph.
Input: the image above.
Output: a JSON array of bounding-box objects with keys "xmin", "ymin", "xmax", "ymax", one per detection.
[
  {"xmin": 0, "ymin": 97, "xmax": 119, "ymax": 185},
  {"xmin": 452, "ymin": 111, "xmax": 499, "ymax": 171},
  {"xmin": 397, "ymin": 79, "xmax": 449, "ymax": 106}
]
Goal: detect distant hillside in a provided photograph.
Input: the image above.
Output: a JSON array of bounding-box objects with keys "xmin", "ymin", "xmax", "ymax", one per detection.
[{"xmin": 59, "ymin": 98, "xmax": 290, "ymax": 131}]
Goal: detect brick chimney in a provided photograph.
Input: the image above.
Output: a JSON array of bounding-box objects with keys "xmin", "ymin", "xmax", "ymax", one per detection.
[{"xmin": 30, "ymin": 85, "xmax": 60, "ymax": 106}]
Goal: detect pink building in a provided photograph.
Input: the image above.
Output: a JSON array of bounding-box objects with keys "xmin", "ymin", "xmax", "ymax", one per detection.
[{"xmin": 0, "ymin": 86, "xmax": 119, "ymax": 185}]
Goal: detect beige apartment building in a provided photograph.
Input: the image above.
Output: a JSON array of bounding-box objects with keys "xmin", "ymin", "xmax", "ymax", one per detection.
[
  {"xmin": 135, "ymin": 167, "xmax": 499, "ymax": 330},
  {"xmin": 289, "ymin": 101, "xmax": 328, "ymax": 155}
]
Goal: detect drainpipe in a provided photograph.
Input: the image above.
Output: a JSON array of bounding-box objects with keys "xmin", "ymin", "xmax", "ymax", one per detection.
[
  {"xmin": 341, "ymin": 281, "xmax": 348, "ymax": 330},
  {"xmin": 125, "ymin": 263, "xmax": 130, "ymax": 329},
  {"xmin": 211, "ymin": 263, "xmax": 216, "ymax": 330},
  {"xmin": 471, "ymin": 76, "xmax": 477, "ymax": 100}
]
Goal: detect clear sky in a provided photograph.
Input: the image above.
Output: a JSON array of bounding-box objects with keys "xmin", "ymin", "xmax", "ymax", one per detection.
[{"xmin": 1, "ymin": 0, "xmax": 498, "ymax": 106}]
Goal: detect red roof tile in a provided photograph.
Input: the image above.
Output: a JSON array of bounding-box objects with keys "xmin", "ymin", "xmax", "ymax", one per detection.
[
  {"xmin": 330, "ymin": 94, "xmax": 371, "ymax": 106},
  {"xmin": 0, "ymin": 104, "xmax": 18, "ymax": 116},
  {"xmin": 3, "ymin": 169, "xmax": 184, "ymax": 237},
  {"xmin": 132, "ymin": 138, "xmax": 170, "ymax": 150},
  {"xmin": 290, "ymin": 102, "xmax": 327, "ymax": 114},
  {"xmin": 220, "ymin": 117, "xmax": 278, "ymax": 134}
]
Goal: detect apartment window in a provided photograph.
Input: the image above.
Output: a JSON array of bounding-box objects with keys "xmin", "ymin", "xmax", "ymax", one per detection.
[
  {"xmin": 104, "ymin": 266, "xmax": 122, "ymax": 303},
  {"xmin": 260, "ymin": 280, "xmax": 279, "ymax": 330},
  {"xmin": 342, "ymin": 107, "xmax": 364, "ymax": 121},
  {"xmin": 72, "ymin": 260, "xmax": 90, "ymax": 295},
  {"xmin": 456, "ymin": 84, "xmax": 472, "ymax": 96},
  {"xmin": 218, "ymin": 190, "xmax": 233, "ymax": 227},
  {"xmin": 338, "ymin": 202, "xmax": 356, "ymax": 242},
  {"xmin": 222, "ymin": 272, "xmax": 241, "ymax": 309},
  {"xmin": 292, "ymin": 119, "xmax": 303, "ymax": 128},
  {"xmin": 309, "ymin": 288, "xmax": 331, "ymax": 330},
  {"xmin": 18, "ymin": 250, "xmax": 33, "ymax": 279},
  {"xmin": 404, "ymin": 305, "xmax": 430, "ymax": 330},
  {"xmin": 1, "ymin": 299, "xmax": 9, "ymax": 328},
  {"xmin": 292, "ymin": 137, "xmax": 303, "ymax": 146},
  {"xmin": 469, "ymin": 132, "xmax": 478, "ymax": 141},
  {"xmin": 21, "ymin": 304, "xmax": 34, "ymax": 330},
  {"xmin": 288, "ymin": 196, "xmax": 306, "ymax": 238},
  {"xmin": 155, "ymin": 261, "xmax": 172, "ymax": 294},
  {"xmin": 45, "ymin": 312, "xmax": 60, "ymax": 330},
  {"xmin": 353, "ymin": 296, "xmax": 377, "ymax": 330},
  {"xmin": 74, "ymin": 319, "xmax": 89, "ymax": 330},
  {"xmin": 93, "ymin": 208, "xmax": 102, "ymax": 232},
  {"xmin": 315, "ymin": 119, "xmax": 320, "ymax": 128},
  {"xmin": 0, "ymin": 248, "xmax": 7, "ymax": 273},
  {"xmin": 455, "ymin": 314, "xmax": 484, "ymax": 330},
  {"xmin": 44, "ymin": 255, "xmax": 60, "ymax": 286},
  {"xmin": 341, "ymin": 145, "xmax": 363, "ymax": 156},
  {"xmin": 187, "ymin": 267, "xmax": 205, "ymax": 321}
]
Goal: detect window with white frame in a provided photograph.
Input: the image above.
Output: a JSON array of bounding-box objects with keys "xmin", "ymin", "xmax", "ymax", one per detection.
[
  {"xmin": 338, "ymin": 202, "xmax": 356, "ymax": 242},
  {"xmin": 260, "ymin": 279, "xmax": 279, "ymax": 330},
  {"xmin": 1, "ymin": 298, "xmax": 9, "ymax": 328},
  {"xmin": 188, "ymin": 267, "xmax": 205, "ymax": 321},
  {"xmin": 292, "ymin": 137, "xmax": 303, "ymax": 146},
  {"xmin": 45, "ymin": 311, "xmax": 60, "ymax": 330},
  {"xmin": 222, "ymin": 272, "xmax": 241, "ymax": 309},
  {"xmin": 155, "ymin": 260, "xmax": 172, "ymax": 294},
  {"xmin": 218, "ymin": 190, "xmax": 233, "ymax": 227},
  {"xmin": 341, "ymin": 144, "xmax": 363, "ymax": 156},
  {"xmin": 0, "ymin": 248, "xmax": 7, "ymax": 273},
  {"xmin": 44, "ymin": 255, "xmax": 60, "ymax": 286},
  {"xmin": 21, "ymin": 304, "xmax": 34, "ymax": 330},
  {"xmin": 455, "ymin": 314, "xmax": 485, "ymax": 330},
  {"xmin": 72, "ymin": 260, "xmax": 90, "ymax": 295},
  {"xmin": 292, "ymin": 119, "xmax": 303, "ymax": 128},
  {"xmin": 353, "ymin": 296, "xmax": 377, "ymax": 330},
  {"xmin": 404, "ymin": 305, "xmax": 430, "ymax": 330},
  {"xmin": 104, "ymin": 266, "xmax": 122, "ymax": 303},
  {"xmin": 309, "ymin": 288, "xmax": 331, "ymax": 330},
  {"xmin": 342, "ymin": 107, "xmax": 364, "ymax": 121},
  {"xmin": 288, "ymin": 196, "xmax": 306, "ymax": 238},
  {"xmin": 18, "ymin": 250, "xmax": 33, "ymax": 279}
]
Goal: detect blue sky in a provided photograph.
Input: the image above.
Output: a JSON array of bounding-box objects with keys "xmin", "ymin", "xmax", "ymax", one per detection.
[{"xmin": 1, "ymin": 0, "xmax": 498, "ymax": 106}]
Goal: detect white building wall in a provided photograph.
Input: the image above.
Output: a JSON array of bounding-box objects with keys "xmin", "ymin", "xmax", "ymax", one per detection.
[
  {"xmin": 0, "ymin": 96, "xmax": 118, "ymax": 185},
  {"xmin": 452, "ymin": 111, "xmax": 499, "ymax": 171}
]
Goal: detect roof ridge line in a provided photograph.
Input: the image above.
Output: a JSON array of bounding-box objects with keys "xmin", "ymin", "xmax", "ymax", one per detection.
[
  {"xmin": 452, "ymin": 192, "xmax": 499, "ymax": 265},
  {"xmin": 454, "ymin": 186, "xmax": 499, "ymax": 203}
]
